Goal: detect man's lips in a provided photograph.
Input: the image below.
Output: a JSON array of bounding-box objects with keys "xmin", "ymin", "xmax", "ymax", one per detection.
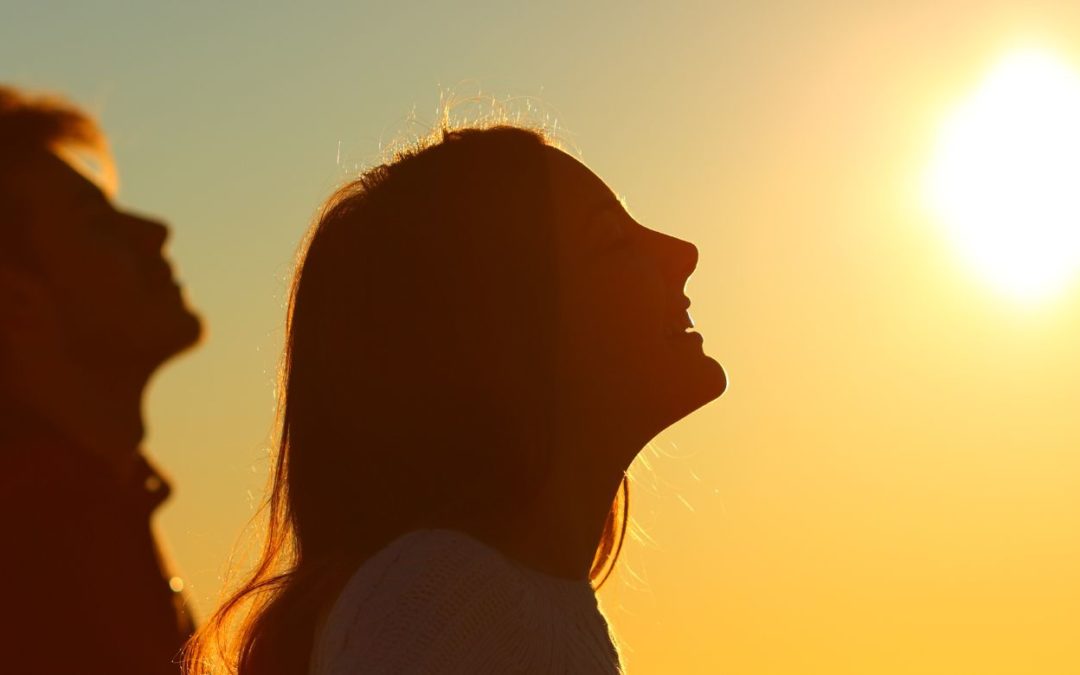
[{"xmin": 146, "ymin": 259, "xmax": 179, "ymax": 289}]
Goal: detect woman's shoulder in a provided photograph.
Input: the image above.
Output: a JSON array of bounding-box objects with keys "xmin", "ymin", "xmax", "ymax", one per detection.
[
  {"xmin": 310, "ymin": 529, "xmax": 530, "ymax": 674},
  {"xmin": 331, "ymin": 528, "xmax": 526, "ymax": 617},
  {"xmin": 342, "ymin": 528, "xmax": 522, "ymax": 601},
  {"xmin": 369, "ymin": 528, "xmax": 514, "ymax": 571}
]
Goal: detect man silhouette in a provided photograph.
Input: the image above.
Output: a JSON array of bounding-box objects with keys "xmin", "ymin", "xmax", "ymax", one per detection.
[{"xmin": 0, "ymin": 86, "xmax": 202, "ymax": 674}]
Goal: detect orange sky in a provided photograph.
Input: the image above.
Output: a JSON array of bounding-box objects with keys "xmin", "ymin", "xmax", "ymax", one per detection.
[{"xmin": 5, "ymin": 1, "xmax": 1080, "ymax": 672}]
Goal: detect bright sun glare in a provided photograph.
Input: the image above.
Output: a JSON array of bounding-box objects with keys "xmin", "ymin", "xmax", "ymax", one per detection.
[{"xmin": 925, "ymin": 47, "xmax": 1080, "ymax": 302}]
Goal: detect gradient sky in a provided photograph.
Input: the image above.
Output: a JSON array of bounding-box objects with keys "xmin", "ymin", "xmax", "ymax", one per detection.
[{"xmin": 5, "ymin": 1, "xmax": 1080, "ymax": 673}]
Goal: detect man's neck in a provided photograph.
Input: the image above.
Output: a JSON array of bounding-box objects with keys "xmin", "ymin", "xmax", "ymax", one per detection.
[{"xmin": 5, "ymin": 363, "xmax": 148, "ymax": 480}]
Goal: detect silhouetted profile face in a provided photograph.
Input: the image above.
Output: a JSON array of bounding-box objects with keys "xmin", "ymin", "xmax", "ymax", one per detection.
[
  {"xmin": 5, "ymin": 151, "xmax": 201, "ymax": 374},
  {"xmin": 275, "ymin": 130, "xmax": 726, "ymax": 570},
  {"xmin": 545, "ymin": 147, "xmax": 727, "ymax": 452}
]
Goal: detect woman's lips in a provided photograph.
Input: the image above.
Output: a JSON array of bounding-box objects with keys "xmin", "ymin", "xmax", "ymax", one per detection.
[{"xmin": 665, "ymin": 307, "xmax": 695, "ymax": 338}]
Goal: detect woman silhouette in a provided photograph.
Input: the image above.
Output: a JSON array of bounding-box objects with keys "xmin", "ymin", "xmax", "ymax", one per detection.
[{"xmin": 187, "ymin": 126, "xmax": 726, "ymax": 674}]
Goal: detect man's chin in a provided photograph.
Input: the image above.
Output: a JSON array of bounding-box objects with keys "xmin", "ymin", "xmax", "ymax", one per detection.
[
  {"xmin": 151, "ymin": 309, "xmax": 205, "ymax": 365},
  {"xmin": 171, "ymin": 310, "xmax": 205, "ymax": 356}
]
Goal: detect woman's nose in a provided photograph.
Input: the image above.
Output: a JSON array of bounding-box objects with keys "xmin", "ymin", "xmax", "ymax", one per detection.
[
  {"xmin": 654, "ymin": 230, "xmax": 698, "ymax": 283},
  {"xmin": 676, "ymin": 238, "xmax": 699, "ymax": 281}
]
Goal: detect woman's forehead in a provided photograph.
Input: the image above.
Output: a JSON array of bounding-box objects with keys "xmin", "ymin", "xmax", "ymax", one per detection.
[{"xmin": 542, "ymin": 146, "xmax": 619, "ymax": 211}]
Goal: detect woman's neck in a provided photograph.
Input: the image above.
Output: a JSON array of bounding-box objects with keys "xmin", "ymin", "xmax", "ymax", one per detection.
[{"xmin": 494, "ymin": 431, "xmax": 636, "ymax": 583}]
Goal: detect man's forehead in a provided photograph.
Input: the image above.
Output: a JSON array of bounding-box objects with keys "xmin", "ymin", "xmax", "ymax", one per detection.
[{"xmin": 10, "ymin": 149, "xmax": 110, "ymax": 207}]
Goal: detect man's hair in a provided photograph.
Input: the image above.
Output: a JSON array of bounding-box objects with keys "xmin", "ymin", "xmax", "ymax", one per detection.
[
  {"xmin": 0, "ymin": 86, "xmax": 109, "ymax": 165},
  {"xmin": 0, "ymin": 86, "xmax": 114, "ymax": 263}
]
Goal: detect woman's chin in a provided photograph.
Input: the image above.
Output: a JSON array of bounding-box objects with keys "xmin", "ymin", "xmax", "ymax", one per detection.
[
  {"xmin": 702, "ymin": 356, "xmax": 728, "ymax": 399},
  {"xmin": 667, "ymin": 332, "xmax": 727, "ymax": 402},
  {"xmin": 655, "ymin": 357, "xmax": 728, "ymax": 429},
  {"xmin": 684, "ymin": 357, "xmax": 727, "ymax": 414}
]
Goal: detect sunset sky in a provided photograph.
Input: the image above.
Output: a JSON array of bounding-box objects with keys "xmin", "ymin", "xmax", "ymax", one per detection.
[{"xmin": 5, "ymin": 1, "xmax": 1080, "ymax": 672}]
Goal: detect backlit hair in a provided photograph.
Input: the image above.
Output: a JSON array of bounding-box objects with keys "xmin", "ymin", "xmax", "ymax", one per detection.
[
  {"xmin": 0, "ymin": 85, "xmax": 114, "ymax": 192},
  {"xmin": 0, "ymin": 86, "xmax": 115, "ymax": 264}
]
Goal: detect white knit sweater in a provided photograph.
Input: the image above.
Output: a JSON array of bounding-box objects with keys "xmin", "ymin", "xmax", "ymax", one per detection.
[{"xmin": 309, "ymin": 529, "xmax": 623, "ymax": 674}]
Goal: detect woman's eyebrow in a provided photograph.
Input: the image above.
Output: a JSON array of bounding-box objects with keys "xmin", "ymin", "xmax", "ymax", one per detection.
[
  {"xmin": 589, "ymin": 192, "xmax": 627, "ymax": 214},
  {"xmin": 597, "ymin": 196, "xmax": 631, "ymax": 223}
]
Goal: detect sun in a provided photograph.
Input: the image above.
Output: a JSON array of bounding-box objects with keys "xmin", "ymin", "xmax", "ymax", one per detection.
[{"xmin": 925, "ymin": 47, "xmax": 1080, "ymax": 302}]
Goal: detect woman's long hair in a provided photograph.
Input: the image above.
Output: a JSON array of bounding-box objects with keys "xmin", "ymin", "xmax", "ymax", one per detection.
[{"xmin": 184, "ymin": 125, "xmax": 629, "ymax": 675}]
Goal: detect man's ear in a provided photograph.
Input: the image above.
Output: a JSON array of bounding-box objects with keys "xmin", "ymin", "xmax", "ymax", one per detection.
[{"xmin": 0, "ymin": 265, "xmax": 52, "ymax": 341}]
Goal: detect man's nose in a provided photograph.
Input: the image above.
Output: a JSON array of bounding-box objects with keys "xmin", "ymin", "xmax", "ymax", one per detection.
[{"xmin": 121, "ymin": 211, "xmax": 170, "ymax": 252}]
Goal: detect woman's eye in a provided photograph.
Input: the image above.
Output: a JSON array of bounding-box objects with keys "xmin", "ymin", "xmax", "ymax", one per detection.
[{"xmin": 595, "ymin": 210, "xmax": 630, "ymax": 251}]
